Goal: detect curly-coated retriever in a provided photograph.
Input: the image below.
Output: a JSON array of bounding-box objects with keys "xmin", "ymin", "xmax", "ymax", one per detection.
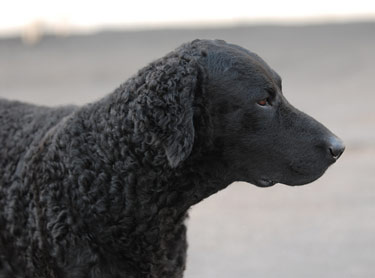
[{"xmin": 0, "ymin": 39, "xmax": 344, "ymax": 278}]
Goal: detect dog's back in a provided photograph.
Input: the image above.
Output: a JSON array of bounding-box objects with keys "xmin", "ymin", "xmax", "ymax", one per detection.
[
  {"xmin": 0, "ymin": 99, "xmax": 76, "ymax": 187},
  {"xmin": 1, "ymin": 99, "xmax": 49, "ymax": 186},
  {"xmin": 0, "ymin": 99, "xmax": 74, "ymax": 186}
]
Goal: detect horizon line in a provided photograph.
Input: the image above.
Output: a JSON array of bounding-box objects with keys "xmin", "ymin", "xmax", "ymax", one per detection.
[{"xmin": 1, "ymin": 15, "xmax": 374, "ymax": 44}]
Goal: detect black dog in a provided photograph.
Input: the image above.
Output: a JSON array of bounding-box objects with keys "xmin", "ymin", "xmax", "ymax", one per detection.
[{"xmin": 0, "ymin": 39, "xmax": 344, "ymax": 278}]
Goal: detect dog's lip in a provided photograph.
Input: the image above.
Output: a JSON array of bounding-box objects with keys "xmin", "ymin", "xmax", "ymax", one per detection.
[{"xmin": 255, "ymin": 178, "xmax": 277, "ymax": 187}]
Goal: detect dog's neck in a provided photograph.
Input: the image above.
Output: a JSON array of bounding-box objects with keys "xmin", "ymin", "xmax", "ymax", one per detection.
[
  {"xmin": 47, "ymin": 95, "xmax": 232, "ymax": 221},
  {"xmin": 23, "ymin": 94, "xmax": 233, "ymax": 275}
]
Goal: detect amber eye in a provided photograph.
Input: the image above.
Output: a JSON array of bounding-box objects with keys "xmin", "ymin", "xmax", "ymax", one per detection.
[{"xmin": 257, "ymin": 98, "xmax": 268, "ymax": 106}]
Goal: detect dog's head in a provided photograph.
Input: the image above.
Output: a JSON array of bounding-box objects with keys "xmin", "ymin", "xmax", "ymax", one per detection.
[
  {"xmin": 189, "ymin": 39, "xmax": 345, "ymax": 187},
  {"xmin": 136, "ymin": 39, "xmax": 344, "ymax": 187}
]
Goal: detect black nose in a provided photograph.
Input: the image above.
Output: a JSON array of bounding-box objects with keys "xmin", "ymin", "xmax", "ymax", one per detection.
[{"xmin": 328, "ymin": 137, "xmax": 345, "ymax": 160}]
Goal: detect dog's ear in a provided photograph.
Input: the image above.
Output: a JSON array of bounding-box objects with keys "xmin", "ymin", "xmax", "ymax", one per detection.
[
  {"xmin": 130, "ymin": 49, "xmax": 203, "ymax": 168},
  {"xmin": 161, "ymin": 54, "xmax": 200, "ymax": 168}
]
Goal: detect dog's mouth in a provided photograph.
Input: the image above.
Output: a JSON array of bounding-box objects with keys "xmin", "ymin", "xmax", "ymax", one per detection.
[{"xmin": 254, "ymin": 178, "xmax": 277, "ymax": 187}]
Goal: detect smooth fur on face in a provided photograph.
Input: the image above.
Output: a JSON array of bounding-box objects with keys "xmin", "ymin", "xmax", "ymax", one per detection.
[{"xmin": 195, "ymin": 40, "xmax": 345, "ymax": 187}]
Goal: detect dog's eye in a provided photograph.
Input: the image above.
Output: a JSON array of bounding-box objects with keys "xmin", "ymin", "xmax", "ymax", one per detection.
[{"xmin": 257, "ymin": 98, "xmax": 269, "ymax": 106}]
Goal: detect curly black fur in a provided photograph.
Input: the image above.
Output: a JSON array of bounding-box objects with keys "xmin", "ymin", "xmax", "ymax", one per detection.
[{"xmin": 0, "ymin": 39, "xmax": 344, "ymax": 278}]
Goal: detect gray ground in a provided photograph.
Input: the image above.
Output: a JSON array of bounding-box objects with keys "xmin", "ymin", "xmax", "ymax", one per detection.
[{"xmin": 1, "ymin": 22, "xmax": 374, "ymax": 277}]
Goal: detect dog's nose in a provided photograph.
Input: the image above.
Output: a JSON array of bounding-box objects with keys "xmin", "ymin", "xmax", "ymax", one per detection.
[{"xmin": 327, "ymin": 137, "xmax": 345, "ymax": 161}]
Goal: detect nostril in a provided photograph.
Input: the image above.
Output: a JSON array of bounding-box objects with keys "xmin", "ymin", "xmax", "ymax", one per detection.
[
  {"xmin": 329, "ymin": 147, "xmax": 342, "ymax": 160},
  {"xmin": 328, "ymin": 138, "xmax": 345, "ymax": 160}
]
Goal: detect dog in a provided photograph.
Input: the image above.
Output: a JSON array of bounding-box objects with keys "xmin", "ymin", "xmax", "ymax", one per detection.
[{"xmin": 0, "ymin": 39, "xmax": 344, "ymax": 277}]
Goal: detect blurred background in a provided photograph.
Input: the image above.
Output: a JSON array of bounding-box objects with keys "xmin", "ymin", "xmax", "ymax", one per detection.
[{"xmin": 1, "ymin": 1, "xmax": 375, "ymax": 277}]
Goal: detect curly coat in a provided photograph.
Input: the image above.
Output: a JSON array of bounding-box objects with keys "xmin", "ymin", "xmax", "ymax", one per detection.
[
  {"xmin": 0, "ymin": 39, "xmax": 344, "ymax": 278},
  {"xmin": 0, "ymin": 40, "xmax": 217, "ymax": 278}
]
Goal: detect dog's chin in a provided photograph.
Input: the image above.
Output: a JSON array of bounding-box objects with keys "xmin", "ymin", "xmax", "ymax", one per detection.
[
  {"xmin": 280, "ymin": 171, "xmax": 327, "ymax": 186},
  {"xmin": 248, "ymin": 164, "xmax": 330, "ymax": 188},
  {"xmin": 251, "ymin": 169, "xmax": 327, "ymax": 188}
]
